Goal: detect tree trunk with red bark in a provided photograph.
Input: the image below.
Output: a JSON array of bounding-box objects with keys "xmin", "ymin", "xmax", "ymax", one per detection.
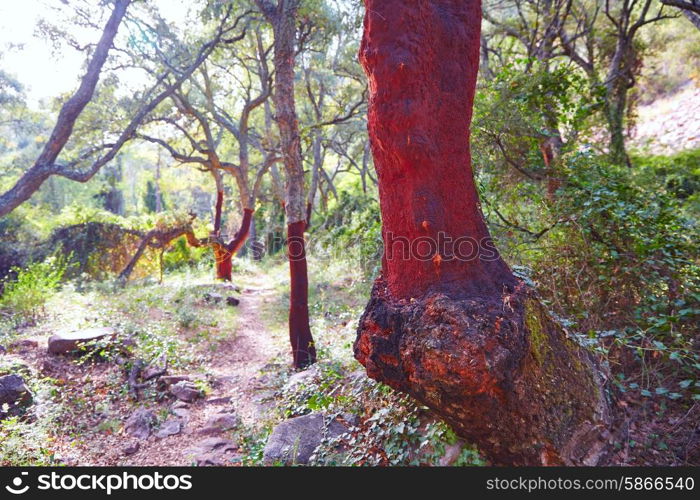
[
  {"xmin": 354, "ymin": 0, "xmax": 610, "ymax": 466},
  {"xmin": 214, "ymin": 207, "xmax": 254, "ymax": 282},
  {"xmin": 258, "ymin": 0, "xmax": 317, "ymax": 368}
]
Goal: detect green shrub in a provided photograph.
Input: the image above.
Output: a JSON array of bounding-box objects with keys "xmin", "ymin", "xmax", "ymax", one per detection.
[
  {"xmin": 313, "ymin": 190, "xmax": 382, "ymax": 279},
  {"xmin": 0, "ymin": 256, "xmax": 66, "ymax": 327}
]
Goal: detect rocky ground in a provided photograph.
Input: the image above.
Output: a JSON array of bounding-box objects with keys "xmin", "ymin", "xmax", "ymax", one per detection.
[
  {"xmin": 632, "ymin": 81, "xmax": 700, "ymax": 154},
  {"xmin": 1, "ymin": 277, "xmax": 282, "ymax": 465}
]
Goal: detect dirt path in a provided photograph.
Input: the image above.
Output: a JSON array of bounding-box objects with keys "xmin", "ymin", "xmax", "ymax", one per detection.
[
  {"xmin": 207, "ymin": 280, "xmax": 285, "ymax": 425},
  {"xmin": 24, "ymin": 276, "xmax": 289, "ymax": 466},
  {"xmin": 119, "ymin": 279, "xmax": 286, "ymax": 466}
]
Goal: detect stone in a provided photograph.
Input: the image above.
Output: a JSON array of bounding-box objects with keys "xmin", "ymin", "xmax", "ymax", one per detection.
[
  {"xmin": 439, "ymin": 441, "xmax": 466, "ymax": 466},
  {"xmin": 172, "ymin": 407, "xmax": 190, "ymax": 419},
  {"xmin": 159, "ymin": 375, "xmax": 190, "ymax": 388},
  {"xmin": 188, "ymin": 437, "xmax": 239, "ymax": 466},
  {"xmin": 48, "ymin": 327, "xmax": 116, "ymax": 355},
  {"xmin": 203, "ymin": 292, "xmax": 224, "ymax": 304},
  {"xmin": 205, "ymin": 396, "xmax": 232, "ymax": 405},
  {"xmin": 226, "ymin": 296, "xmax": 240, "ymax": 307},
  {"xmin": 125, "ymin": 408, "xmax": 155, "ymax": 439},
  {"xmin": 283, "ymin": 364, "xmax": 321, "ymax": 391},
  {"xmin": 122, "ymin": 442, "xmax": 140, "ymax": 456},
  {"xmin": 263, "ymin": 413, "xmax": 350, "ymax": 465},
  {"xmin": 199, "ymin": 412, "xmax": 239, "ymax": 435},
  {"xmin": 217, "ymin": 283, "xmax": 242, "ymax": 293},
  {"xmin": 170, "ymin": 381, "xmax": 201, "ymax": 402},
  {"xmin": 0, "ymin": 374, "xmax": 32, "ymax": 407},
  {"xmin": 142, "ymin": 366, "xmax": 166, "ymax": 381},
  {"xmin": 9, "ymin": 339, "xmax": 38, "ymax": 351},
  {"xmin": 154, "ymin": 418, "xmax": 182, "ymax": 438}
]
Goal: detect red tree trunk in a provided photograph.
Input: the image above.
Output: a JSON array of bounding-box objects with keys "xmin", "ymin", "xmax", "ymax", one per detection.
[
  {"xmin": 262, "ymin": 0, "xmax": 317, "ymax": 369},
  {"xmin": 287, "ymin": 221, "xmax": 316, "ymax": 367},
  {"xmin": 214, "ymin": 208, "xmax": 254, "ymax": 282},
  {"xmin": 215, "ymin": 246, "xmax": 233, "ymax": 281},
  {"xmin": 227, "ymin": 208, "xmax": 254, "ymax": 255},
  {"xmin": 355, "ymin": 0, "xmax": 610, "ymax": 466}
]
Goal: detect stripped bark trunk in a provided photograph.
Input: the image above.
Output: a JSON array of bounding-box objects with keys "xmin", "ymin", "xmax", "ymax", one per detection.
[
  {"xmin": 215, "ymin": 208, "xmax": 254, "ymax": 282},
  {"xmin": 355, "ymin": 0, "xmax": 610, "ymax": 466},
  {"xmin": 258, "ymin": 0, "xmax": 317, "ymax": 368}
]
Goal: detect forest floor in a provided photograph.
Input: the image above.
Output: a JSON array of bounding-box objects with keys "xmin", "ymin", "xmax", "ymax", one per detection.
[
  {"xmin": 0, "ymin": 258, "xmax": 379, "ymax": 466},
  {"xmin": 1, "ymin": 256, "xmax": 697, "ymax": 466}
]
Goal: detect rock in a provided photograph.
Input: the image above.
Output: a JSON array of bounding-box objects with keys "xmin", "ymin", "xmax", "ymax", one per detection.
[
  {"xmin": 199, "ymin": 412, "xmax": 239, "ymax": 435},
  {"xmin": 155, "ymin": 418, "xmax": 182, "ymax": 438},
  {"xmin": 9, "ymin": 339, "xmax": 38, "ymax": 351},
  {"xmin": 216, "ymin": 283, "xmax": 242, "ymax": 293},
  {"xmin": 439, "ymin": 441, "xmax": 466, "ymax": 466},
  {"xmin": 125, "ymin": 409, "xmax": 155, "ymax": 439},
  {"xmin": 48, "ymin": 327, "xmax": 116, "ymax": 355},
  {"xmin": 346, "ymin": 370, "xmax": 368, "ymax": 383},
  {"xmin": 159, "ymin": 375, "xmax": 190, "ymax": 388},
  {"xmin": 226, "ymin": 296, "xmax": 240, "ymax": 307},
  {"xmin": 172, "ymin": 400, "xmax": 189, "ymax": 409},
  {"xmin": 204, "ymin": 292, "xmax": 224, "ymax": 304},
  {"xmin": 142, "ymin": 366, "xmax": 166, "ymax": 381},
  {"xmin": 122, "ymin": 442, "xmax": 140, "ymax": 456},
  {"xmin": 188, "ymin": 437, "xmax": 239, "ymax": 466},
  {"xmin": 0, "ymin": 374, "xmax": 32, "ymax": 407},
  {"xmin": 263, "ymin": 413, "xmax": 350, "ymax": 465},
  {"xmin": 172, "ymin": 407, "xmax": 190, "ymax": 419},
  {"xmin": 284, "ymin": 364, "xmax": 321, "ymax": 391},
  {"xmin": 205, "ymin": 396, "xmax": 232, "ymax": 405},
  {"xmin": 170, "ymin": 381, "xmax": 201, "ymax": 402}
]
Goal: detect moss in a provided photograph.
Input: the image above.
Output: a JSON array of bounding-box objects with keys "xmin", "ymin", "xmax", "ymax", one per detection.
[{"xmin": 524, "ymin": 299, "xmax": 550, "ymax": 366}]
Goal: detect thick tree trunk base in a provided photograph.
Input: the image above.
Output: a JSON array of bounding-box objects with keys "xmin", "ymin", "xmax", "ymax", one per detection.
[{"xmin": 355, "ymin": 276, "xmax": 611, "ymax": 466}]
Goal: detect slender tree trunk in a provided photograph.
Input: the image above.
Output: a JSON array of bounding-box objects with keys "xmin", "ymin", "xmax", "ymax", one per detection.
[
  {"xmin": 355, "ymin": 0, "xmax": 610, "ymax": 466},
  {"xmin": 247, "ymin": 214, "xmax": 262, "ymax": 260},
  {"xmin": 266, "ymin": 0, "xmax": 317, "ymax": 368},
  {"xmin": 213, "ymin": 190, "xmax": 224, "ymax": 234},
  {"xmin": 540, "ymin": 133, "xmax": 564, "ymax": 201},
  {"xmin": 154, "ymin": 154, "xmax": 163, "ymax": 213},
  {"xmin": 604, "ymin": 88, "xmax": 630, "ymax": 167},
  {"xmin": 211, "ymin": 169, "xmax": 228, "ymax": 280},
  {"xmin": 605, "ymin": 39, "xmax": 634, "ymax": 167}
]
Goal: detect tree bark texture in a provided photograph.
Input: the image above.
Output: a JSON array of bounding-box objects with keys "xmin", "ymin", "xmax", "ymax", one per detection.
[
  {"xmin": 262, "ymin": 0, "xmax": 317, "ymax": 368},
  {"xmin": 355, "ymin": 0, "xmax": 610, "ymax": 465}
]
